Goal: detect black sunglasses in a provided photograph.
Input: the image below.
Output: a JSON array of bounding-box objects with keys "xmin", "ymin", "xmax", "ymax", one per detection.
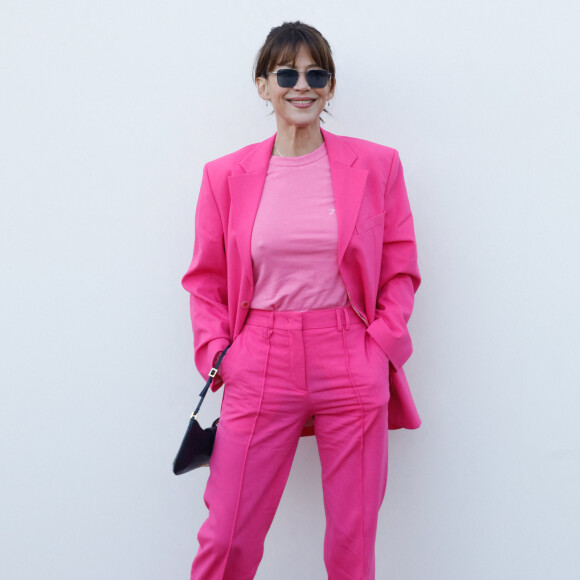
[{"xmin": 267, "ymin": 68, "xmax": 332, "ymax": 89}]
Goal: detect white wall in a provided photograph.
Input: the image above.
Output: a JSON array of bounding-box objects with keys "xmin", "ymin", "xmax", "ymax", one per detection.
[{"xmin": 1, "ymin": 1, "xmax": 578, "ymax": 578}]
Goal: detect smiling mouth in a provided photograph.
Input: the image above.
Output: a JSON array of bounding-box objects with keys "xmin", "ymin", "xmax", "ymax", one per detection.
[{"xmin": 287, "ymin": 98, "xmax": 316, "ymax": 107}]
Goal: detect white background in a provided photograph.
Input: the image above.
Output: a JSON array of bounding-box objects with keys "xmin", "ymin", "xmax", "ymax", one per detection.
[{"xmin": 1, "ymin": 1, "xmax": 579, "ymax": 578}]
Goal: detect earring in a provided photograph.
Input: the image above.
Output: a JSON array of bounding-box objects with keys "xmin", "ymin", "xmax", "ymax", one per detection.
[{"xmin": 266, "ymin": 100, "xmax": 270, "ymax": 108}]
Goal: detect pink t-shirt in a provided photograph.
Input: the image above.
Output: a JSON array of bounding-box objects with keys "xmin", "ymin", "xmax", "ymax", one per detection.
[{"xmin": 250, "ymin": 142, "xmax": 348, "ymax": 311}]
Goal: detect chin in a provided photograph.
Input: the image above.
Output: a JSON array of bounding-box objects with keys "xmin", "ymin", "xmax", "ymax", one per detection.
[{"xmin": 285, "ymin": 112, "xmax": 324, "ymax": 129}]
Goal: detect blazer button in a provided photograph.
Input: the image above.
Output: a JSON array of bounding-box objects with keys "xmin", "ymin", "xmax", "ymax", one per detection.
[{"xmin": 240, "ymin": 300, "xmax": 250, "ymax": 308}]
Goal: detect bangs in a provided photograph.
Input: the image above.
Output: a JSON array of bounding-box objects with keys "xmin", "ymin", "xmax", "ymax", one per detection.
[
  {"xmin": 254, "ymin": 23, "xmax": 335, "ymax": 80},
  {"xmin": 268, "ymin": 34, "xmax": 331, "ymax": 71}
]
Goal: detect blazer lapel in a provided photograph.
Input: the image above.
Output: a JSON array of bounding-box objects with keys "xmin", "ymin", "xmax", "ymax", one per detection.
[
  {"xmin": 321, "ymin": 128, "xmax": 369, "ymax": 266},
  {"xmin": 228, "ymin": 133, "xmax": 276, "ymax": 287}
]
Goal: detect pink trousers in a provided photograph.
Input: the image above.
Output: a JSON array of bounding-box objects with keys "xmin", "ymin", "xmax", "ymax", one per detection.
[{"xmin": 190, "ymin": 306, "xmax": 390, "ymax": 580}]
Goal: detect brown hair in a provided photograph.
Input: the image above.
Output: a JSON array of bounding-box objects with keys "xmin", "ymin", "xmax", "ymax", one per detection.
[{"xmin": 253, "ymin": 21, "xmax": 336, "ymax": 91}]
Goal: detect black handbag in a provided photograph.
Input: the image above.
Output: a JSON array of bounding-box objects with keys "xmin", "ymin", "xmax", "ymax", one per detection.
[{"xmin": 173, "ymin": 346, "xmax": 230, "ymax": 475}]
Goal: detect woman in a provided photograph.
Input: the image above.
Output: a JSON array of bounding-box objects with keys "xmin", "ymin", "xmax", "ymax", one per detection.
[{"xmin": 182, "ymin": 21, "xmax": 421, "ymax": 580}]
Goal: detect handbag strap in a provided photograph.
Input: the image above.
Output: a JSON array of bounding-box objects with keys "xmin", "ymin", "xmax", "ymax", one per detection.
[{"xmin": 191, "ymin": 345, "xmax": 230, "ymax": 419}]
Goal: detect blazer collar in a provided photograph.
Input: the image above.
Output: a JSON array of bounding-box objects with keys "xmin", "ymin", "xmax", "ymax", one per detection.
[
  {"xmin": 320, "ymin": 127, "xmax": 358, "ymax": 167},
  {"xmin": 235, "ymin": 128, "xmax": 358, "ymax": 173},
  {"xmin": 238, "ymin": 133, "xmax": 276, "ymax": 174}
]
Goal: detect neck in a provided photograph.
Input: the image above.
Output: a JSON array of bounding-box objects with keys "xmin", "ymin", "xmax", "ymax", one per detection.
[{"xmin": 273, "ymin": 122, "xmax": 324, "ymax": 157}]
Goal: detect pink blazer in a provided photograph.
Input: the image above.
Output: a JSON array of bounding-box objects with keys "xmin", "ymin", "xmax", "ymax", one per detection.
[{"xmin": 182, "ymin": 128, "xmax": 421, "ymax": 429}]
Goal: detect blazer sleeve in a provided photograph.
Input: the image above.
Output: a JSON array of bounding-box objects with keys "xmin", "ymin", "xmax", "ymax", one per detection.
[
  {"xmin": 181, "ymin": 164, "xmax": 231, "ymax": 386},
  {"xmin": 366, "ymin": 150, "xmax": 421, "ymax": 370}
]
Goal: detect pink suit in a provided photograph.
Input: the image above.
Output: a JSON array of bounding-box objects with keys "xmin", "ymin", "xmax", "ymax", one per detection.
[{"xmin": 182, "ymin": 129, "xmax": 421, "ymax": 578}]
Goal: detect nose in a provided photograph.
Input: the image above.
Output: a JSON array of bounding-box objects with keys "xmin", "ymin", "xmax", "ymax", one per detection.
[{"xmin": 294, "ymin": 71, "xmax": 310, "ymax": 90}]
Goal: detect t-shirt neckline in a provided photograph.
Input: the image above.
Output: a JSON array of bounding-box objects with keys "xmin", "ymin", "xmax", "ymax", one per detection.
[{"xmin": 269, "ymin": 141, "xmax": 327, "ymax": 167}]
